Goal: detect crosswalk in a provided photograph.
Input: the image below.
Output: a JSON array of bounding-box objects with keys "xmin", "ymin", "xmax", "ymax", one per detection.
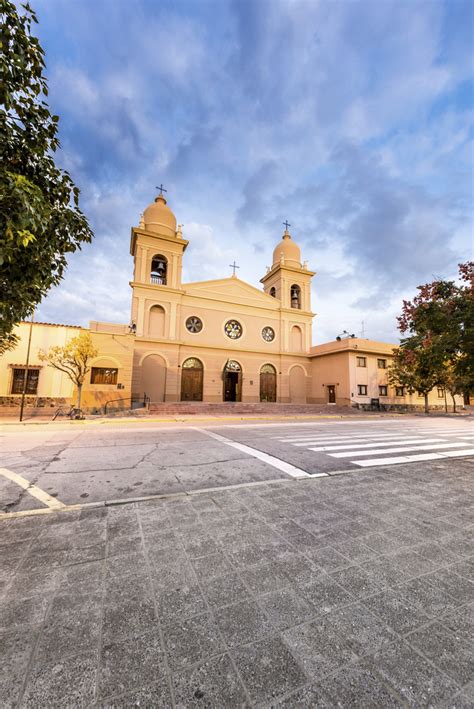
[{"xmin": 272, "ymin": 424, "xmax": 474, "ymax": 468}]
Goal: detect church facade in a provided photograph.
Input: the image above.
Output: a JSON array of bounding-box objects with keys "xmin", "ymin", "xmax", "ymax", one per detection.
[
  {"xmin": 0, "ymin": 191, "xmax": 465, "ymax": 412},
  {"xmin": 127, "ymin": 192, "xmax": 315, "ymax": 404}
]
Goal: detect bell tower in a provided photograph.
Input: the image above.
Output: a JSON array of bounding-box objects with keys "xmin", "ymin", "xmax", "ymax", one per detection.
[
  {"xmin": 260, "ymin": 223, "xmax": 315, "ymax": 352},
  {"xmin": 129, "ymin": 190, "xmax": 188, "ymax": 339}
]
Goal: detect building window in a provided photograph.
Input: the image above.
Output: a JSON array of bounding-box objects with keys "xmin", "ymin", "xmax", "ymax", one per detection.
[
  {"xmin": 437, "ymin": 387, "xmax": 445, "ymax": 398},
  {"xmin": 91, "ymin": 367, "xmax": 118, "ymax": 385},
  {"xmin": 269, "ymin": 287, "xmax": 276, "ymax": 298},
  {"xmin": 262, "ymin": 326, "xmax": 275, "ymax": 342},
  {"xmin": 395, "ymin": 386, "xmax": 405, "ymax": 397},
  {"xmin": 356, "ymin": 356, "xmax": 366, "ymax": 367},
  {"xmin": 379, "ymin": 385, "xmax": 388, "ymax": 396},
  {"xmin": 224, "ymin": 319, "xmax": 242, "ymax": 339},
  {"xmin": 186, "ymin": 316, "xmax": 203, "ymax": 334},
  {"xmin": 150, "ymin": 255, "xmax": 167, "ymax": 285},
  {"xmin": 290, "ymin": 284, "xmax": 301, "ymax": 309},
  {"xmin": 357, "ymin": 384, "xmax": 368, "ymax": 395},
  {"xmin": 11, "ymin": 368, "xmax": 39, "ymax": 395},
  {"xmin": 377, "ymin": 359, "xmax": 386, "ymax": 369}
]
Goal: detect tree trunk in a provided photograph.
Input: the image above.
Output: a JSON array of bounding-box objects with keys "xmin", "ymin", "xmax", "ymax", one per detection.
[
  {"xmin": 424, "ymin": 393, "xmax": 429, "ymax": 414},
  {"xmin": 444, "ymin": 389, "xmax": 448, "ymax": 413},
  {"xmin": 451, "ymin": 392, "xmax": 456, "ymax": 413},
  {"xmin": 77, "ymin": 383, "xmax": 82, "ymax": 409}
]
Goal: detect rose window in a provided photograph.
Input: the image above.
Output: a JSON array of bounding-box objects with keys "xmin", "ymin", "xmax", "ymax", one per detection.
[
  {"xmin": 224, "ymin": 320, "xmax": 243, "ymax": 339},
  {"xmin": 186, "ymin": 316, "xmax": 203, "ymax": 333},
  {"xmin": 262, "ymin": 326, "xmax": 275, "ymax": 342}
]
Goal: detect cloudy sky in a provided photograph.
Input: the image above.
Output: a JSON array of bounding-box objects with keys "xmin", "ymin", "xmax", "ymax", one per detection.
[{"xmin": 34, "ymin": 0, "xmax": 473, "ymax": 344}]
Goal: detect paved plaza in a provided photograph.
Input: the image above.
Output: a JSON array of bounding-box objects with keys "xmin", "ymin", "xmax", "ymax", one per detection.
[{"xmin": 0, "ymin": 416, "xmax": 473, "ymax": 706}]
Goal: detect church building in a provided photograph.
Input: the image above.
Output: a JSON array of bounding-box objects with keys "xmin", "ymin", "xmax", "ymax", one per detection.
[{"xmin": 0, "ymin": 190, "xmax": 464, "ymax": 412}]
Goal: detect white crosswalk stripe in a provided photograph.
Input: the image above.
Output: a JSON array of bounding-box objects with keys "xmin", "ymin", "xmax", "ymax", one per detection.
[
  {"xmin": 270, "ymin": 423, "xmax": 473, "ymax": 468},
  {"xmin": 330, "ymin": 442, "xmax": 467, "ymax": 458}
]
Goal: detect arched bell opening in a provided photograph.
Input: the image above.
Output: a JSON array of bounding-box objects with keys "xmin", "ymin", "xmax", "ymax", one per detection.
[
  {"xmin": 223, "ymin": 360, "xmax": 242, "ymax": 402},
  {"xmin": 151, "ymin": 255, "xmax": 168, "ymax": 285},
  {"xmin": 180, "ymin": 358, "xmax": 203, "ymax": 401},
  {"xmin": 290, "ymin": 284, "xmax": 301, "ymax": 309},
  {"xmin": 260, "ymin": 363, "xmax": 277, "ymax": 402}
]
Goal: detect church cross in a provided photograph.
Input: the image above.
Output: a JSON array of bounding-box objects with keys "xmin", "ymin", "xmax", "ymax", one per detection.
[
  {"xmin": 283, "ymin": 220, "xmax": 291, "ymax": 230},
  {"xmin": 229, "ymin": 261, "xmax": 240, "ymax": 276},
  {"xmin": 155, "ymin": 184, "xmax": 167, "ymax": 195}
]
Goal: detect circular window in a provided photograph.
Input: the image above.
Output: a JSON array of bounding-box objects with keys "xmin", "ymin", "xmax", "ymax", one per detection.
[
  {"xmin": 224, "ymin": 319, "xmax": 243, "ymax": 340},
  {"xmin": 186, "ymin": 316, "xmax": 203, "ymax": 334},
  {"xmin": 262, "ymin": 326, "xmax": 275, "ymax": 342}
]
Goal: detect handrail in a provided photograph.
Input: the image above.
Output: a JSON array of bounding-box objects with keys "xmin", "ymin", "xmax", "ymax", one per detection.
[{"xmin": 104, "ymin": 394, "xmax": 149, "ymax": 415}]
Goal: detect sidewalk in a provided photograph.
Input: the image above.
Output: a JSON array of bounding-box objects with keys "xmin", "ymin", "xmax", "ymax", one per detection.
[{"xmin": 0, "ymin": 459, "xmax": 472, "ymax": 707}]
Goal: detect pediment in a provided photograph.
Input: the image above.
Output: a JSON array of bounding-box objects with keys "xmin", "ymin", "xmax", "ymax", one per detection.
[{"xmin": 184, "ymin": 277, "xmax": 279, "ymax": 309}]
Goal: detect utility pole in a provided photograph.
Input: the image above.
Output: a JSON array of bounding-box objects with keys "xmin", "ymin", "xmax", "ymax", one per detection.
[{"xmin": 19, "ymin": 312, "xmax": 35, "ymax": 422}]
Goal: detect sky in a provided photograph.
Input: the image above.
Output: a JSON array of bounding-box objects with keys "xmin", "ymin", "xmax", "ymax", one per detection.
[{"xmin": 33, "ymin": 0, "xmax": 473, "ymax": 344}]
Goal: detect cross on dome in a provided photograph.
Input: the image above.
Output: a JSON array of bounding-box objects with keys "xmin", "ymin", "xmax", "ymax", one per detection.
[{"xmin": 155, "ymin": 184, "xmax": 167, "ymax": 195}]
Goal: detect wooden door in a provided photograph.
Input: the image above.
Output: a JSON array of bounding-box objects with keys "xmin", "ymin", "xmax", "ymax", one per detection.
[
  {"xmin": 260, "ymin": 372, "xmax": 276, "ymax": 402},
  {"xmin": 181, "ymin": 367, "xmax": 203, "ymax": 401}
]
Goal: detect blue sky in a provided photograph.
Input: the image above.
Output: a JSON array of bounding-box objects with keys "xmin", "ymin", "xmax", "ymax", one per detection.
[{"xmin": 34, "ymin": 0, "xmax": 473, "ymax": 343}]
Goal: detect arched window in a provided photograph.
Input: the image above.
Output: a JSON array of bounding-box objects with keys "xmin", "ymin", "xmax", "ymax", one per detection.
[
  {"xmin": 151, "ymin": 255, "xmax": 167, "ymax": 285},
  {"xmin": 148, "ymin": 305, "xmax": 165, "ymax": 338},
  {"xmin": 290, "ymin": 284, "xmax": 301, "ymax": 309},
  {"xmin": 269, "ymin": 286, "xmax": 276, "ymax": 298},
  {"xmin": 182, "ymin": 358, "xmax": 203, "ymax": 369}
]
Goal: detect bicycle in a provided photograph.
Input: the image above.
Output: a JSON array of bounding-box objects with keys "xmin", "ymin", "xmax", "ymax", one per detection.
[{"xmin": 52, "ymin": 405, "xmax": 85, "ymax": 421}]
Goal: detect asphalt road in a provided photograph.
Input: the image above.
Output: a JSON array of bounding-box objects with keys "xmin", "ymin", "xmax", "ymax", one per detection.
[{"xmin": 1, "ymin": 416, "xmax": 472, "ymax": 514}]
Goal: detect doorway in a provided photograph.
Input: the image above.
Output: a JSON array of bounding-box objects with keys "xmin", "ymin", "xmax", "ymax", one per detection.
[
  {"xmin": 260, "ymin": 364, "xmax": 277, "ymax": 402},
  {"xmin": 327, "ymin": 385, "xmax": 336, "ymax": 404},
  {"xmin": 223, "ymin": 361, "xmax": 241, "ymax": 402},
  {"xmin": 180, "ymin": 358, "xmax": 203, "ymax": 401}
]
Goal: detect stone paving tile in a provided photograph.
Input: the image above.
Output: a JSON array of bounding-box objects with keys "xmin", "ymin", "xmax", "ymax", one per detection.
[
  {"xmin": 330, "ymin": 564, "xmax": 385, "ymax": 600},
  {"xmin": 156, "ymin": 579, "xmax": 208, "ymax": 622},
  {"xmin": 21, "ymin": 651, "xmax": 98, "ymax": 707},
  {"xmin": 283, "ymin": 615, "xmax": 354, "ymax": 680},
  {"xmin": 98, "ymin": 678, "xmax": 173, "ymax": 708},
  {"xmin": 102, "ymin": 592, "xmax": 157, "ymax": 645},
  {"xmin": 277, "ymin": 664, "xmax": 405, "ymax": 708},
  {"xmin": 298, "ymin": 573, "xmax": 354, "ymax": 614},
  {"xmin": 35, "ymin": 592, "xmax": 102, "ymax": 663},
  {"xmin": 231, "ymin": 636, "xmax": 308, "ymax": 704},
  {"xmin": 408, "ymin": 621, "xmax": 474, "ymax": 687},
  {"xmin": 256, "ymin": 587, "xmax": 318, "ymax": 631},
  {"xmin": 201, "ymin": 570, "xmax": 251, "ymax": 609},
  {"xmin": 0, "ymin": 626, "xmax": 38, "ymax": 706},
  {"xmin": 363, "ymin": 639, "xmax": 461, "ymax": 707},
  {"xmin": 172, "ymin": 652, "xmax": 249, "ymax": 707},
  {"xmin": 0, "ymin": 594, "xmax": 50, "ymax": 633},
  {"xmin": 215, "ymin": 599, "xmax": 274, "ymax": 648},
  {"xmin": 396, "ymin": 577, "xmax": 459, "ymax": 617},
  {"xmin": 190, "ymin": 552, "xmax": 233, "ymax": 581},
  {"xmin": 305, "ymin": 545, "xmax": 353, "ymax": 572},
  {"xmin": 423, "ymin": 568, "xmax": 474, "ymax": 605},
  {"xmin": 239, "ymin": 561, "xmax": 290, "ymax": 595},
  {"xmin": 163, "ymin": 612, "xmax": 225, "ymax": 671},
  {"xmin": 440, "ymin": 603, "xmax": 474, "ymax": 644},
  {"xmin": 99, "ymin": 629, "xmax": 167, "ymax": 700},
  {"xmin": 324, "ymin": 601, "xmax": 396, "ymax": 656},
  {"xmin": 363, "ymin": 589, "xmax": 431, "ymax": 635}
]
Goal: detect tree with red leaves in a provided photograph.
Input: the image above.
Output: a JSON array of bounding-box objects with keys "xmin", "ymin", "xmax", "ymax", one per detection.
[{"xmin": 389, "ymin": 262, "xmax": 473, "ymax": 413}]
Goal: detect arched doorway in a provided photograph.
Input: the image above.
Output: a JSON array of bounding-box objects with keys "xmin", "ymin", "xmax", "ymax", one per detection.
[
  {"xmin": 181, "ymin": 358, "xmax": 203, "ymax": 401},
  {"xmin": 260, "ymin": 364, "xmax": 277, "ymax": 402},
  {"xmin": 289, "ymin": 365, "xmax": 306, "ymax": 403},
  {"xmin": 223, "ymin": 360, "xmax": 242, "ymax": 402},
  {"xmin": 142, "ymin": 354, "xmax": 167, "ymax": 403}
]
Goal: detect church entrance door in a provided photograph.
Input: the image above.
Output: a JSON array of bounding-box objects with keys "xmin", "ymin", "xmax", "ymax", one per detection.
[
  {"xmin": 181, "ymin": 358, "xmax": 203, "ymax": 401},
  {"xmin": 223, "ymin": 360, "xmax": 242, "ymax": 402},
  {"xmin": 260, "ymin": 364, "xmax": 277, "ymax": 402}
]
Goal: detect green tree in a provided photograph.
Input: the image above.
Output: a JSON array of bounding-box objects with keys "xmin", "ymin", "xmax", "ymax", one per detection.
[
  {"xmin": 39, "ymin": 332, "xmax": 98, "ymax": 409},
  {"xmin": 390, "ymin": 262, "xmax": 474, "ymax": 412},
  {"xmin": 0, "ymin": 1, "xmax": 93, "ymax": 350}
]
